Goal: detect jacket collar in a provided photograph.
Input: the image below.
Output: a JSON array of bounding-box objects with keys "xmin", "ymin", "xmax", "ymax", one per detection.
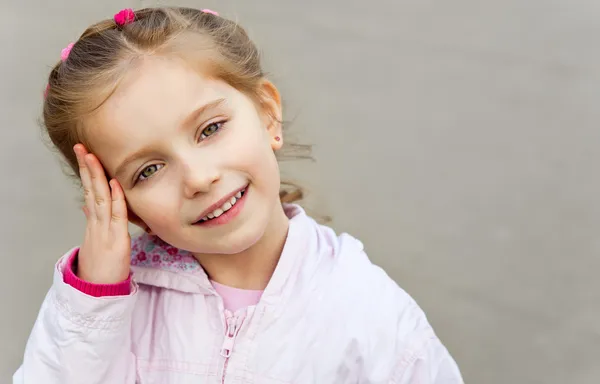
[{"xmin": 130, "ymin": 204, "xmax": 316, "ymax": 303}]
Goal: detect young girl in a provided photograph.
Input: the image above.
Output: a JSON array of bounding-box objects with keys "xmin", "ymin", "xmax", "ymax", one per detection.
[{"xmin": 15, "ymin": 7, "xmax": 463, "ymax": 384}]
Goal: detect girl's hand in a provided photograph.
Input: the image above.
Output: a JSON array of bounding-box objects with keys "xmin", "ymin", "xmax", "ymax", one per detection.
[{"xmin": 74, "ymin": 144, "xmax": 131, "ymax": 284}]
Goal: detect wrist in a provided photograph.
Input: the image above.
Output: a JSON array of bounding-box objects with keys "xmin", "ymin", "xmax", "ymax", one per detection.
[{"xmin": 63, "ymin": 249, "xmax": 131, "ymax": 297}]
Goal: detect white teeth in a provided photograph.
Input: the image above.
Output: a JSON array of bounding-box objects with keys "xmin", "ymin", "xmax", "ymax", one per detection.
[{"xmin": 198, "ymin": 188, "xmax": 245, "ymax": 222}]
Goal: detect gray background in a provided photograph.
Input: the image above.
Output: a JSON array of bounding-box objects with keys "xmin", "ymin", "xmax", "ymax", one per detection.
[{"xmin": 1, "ymin": 0, "xmax": 599, "ymax": 383}]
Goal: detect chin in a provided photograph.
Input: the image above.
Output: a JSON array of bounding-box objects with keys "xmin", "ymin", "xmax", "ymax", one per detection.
[{"xmin": 185, "ymin": 224, "xmax": 267, "ymax": 256}]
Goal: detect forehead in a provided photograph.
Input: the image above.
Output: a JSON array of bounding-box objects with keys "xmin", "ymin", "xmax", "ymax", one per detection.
[{"xmin": 84, "ymin": 57, "xmax": 233, "ymax": 171}]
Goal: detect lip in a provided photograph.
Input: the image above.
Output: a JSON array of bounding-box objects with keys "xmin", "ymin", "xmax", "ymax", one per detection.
[{"xmin": 194, "ymin": 184, "xmax": 248, "ymax": 223}]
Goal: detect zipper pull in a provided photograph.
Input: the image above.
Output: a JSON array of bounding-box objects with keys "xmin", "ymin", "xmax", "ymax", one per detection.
[{"xmin": 220, "ymin": 317, "xmax": 240, "ymax": 358}]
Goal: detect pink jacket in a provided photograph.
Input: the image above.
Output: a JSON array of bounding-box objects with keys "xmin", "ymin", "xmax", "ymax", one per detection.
[{"xmin": 14, "ymin": 204, "xmax": 463, "ymax": 383}]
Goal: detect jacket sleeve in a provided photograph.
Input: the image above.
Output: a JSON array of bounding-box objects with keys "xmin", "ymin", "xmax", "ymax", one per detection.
[
  {"xmin": 384, "ymin": 285, "xmax": 464, "ymax": 384},
  {"xmin": 354, "ymin": 256, "xmax": 464, "ymax": 384},
  {"xmin": 13, "ymin": 248, "xmax": 138, "ymax": 384},
  {"xmin": 389, "ymin": 330, "xmax": 464, "ymax": 384}
]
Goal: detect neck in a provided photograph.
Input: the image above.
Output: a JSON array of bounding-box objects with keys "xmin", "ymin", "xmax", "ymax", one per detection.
[{"xmin": 193, "ymin": 203, "xmax": 289, "ymax": 290}]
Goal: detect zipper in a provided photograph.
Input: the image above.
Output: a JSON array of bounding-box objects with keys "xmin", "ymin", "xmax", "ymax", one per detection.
[{"xmin": 220, "ymin": 315, "xmax": 242, "ymax": 383}]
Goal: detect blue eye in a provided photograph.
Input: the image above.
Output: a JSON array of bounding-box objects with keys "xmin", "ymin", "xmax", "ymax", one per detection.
[
  {"xmin": 137, "ymin": 163, "xmax": 164, "ymax": 182},
  {"xmin": 200, "ymin": 121, "xmax": 223, "ymax": 139}
]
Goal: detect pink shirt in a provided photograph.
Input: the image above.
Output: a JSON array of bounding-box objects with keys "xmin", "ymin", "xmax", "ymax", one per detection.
[{"xmin": 210, "ymin": 280, "xmax": 263, "ymax": 312}]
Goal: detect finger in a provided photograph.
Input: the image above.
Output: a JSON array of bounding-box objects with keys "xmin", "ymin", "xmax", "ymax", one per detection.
[
  {"xmin": 74, "ymin": 144, "xmax": 96, "ymax": 220},
  {"xmin": 85, "ymin": 154, "xmax": 112, "ymax": 224},
  {"xmin": 109, "ymin": 179, "xmax": 129, "ymax": 228}
]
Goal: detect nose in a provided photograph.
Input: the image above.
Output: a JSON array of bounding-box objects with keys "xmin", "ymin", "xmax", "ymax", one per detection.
[{"xmin": 182, "ymin": 159, "xmax": 220, "ymax": 199}]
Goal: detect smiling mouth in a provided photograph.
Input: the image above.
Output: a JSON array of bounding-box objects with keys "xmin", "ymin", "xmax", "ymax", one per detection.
[{"xmin": 195, "ymin": 188, "xmax": 247, "ymax": 224}]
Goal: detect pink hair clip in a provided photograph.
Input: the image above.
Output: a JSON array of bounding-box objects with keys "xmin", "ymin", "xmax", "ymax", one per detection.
[
  {"xmin": 201, "ymin": 9, "xmax": 219, "ymax": 16},
  {"xmin": 114, "ymin": 8, "xmax": 135, "ymax": 26},
  {"xmin": 47, "ymin": 42, "xmax": 73, "ymax": 98},
  {"xmin": 60, "ymin": 42, "xmax": 74, "ymax": 61}
]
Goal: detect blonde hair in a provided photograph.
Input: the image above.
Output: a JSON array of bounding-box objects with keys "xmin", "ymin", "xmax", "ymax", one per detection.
[{"xmin": 43, "ymin": 6, "xmax": 308, "ymax": 204}]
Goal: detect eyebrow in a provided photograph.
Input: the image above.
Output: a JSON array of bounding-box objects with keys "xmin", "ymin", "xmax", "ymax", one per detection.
[
  {"xmin": 181, "ymin": 98, "xmax": 226, "ymax": 129},
  {"xmin": 114, "ymin": 98, "xmax": 227, "ymax": 181}
]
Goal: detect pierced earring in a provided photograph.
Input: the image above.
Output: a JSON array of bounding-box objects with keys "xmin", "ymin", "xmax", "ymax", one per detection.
[{"xmin": 275, "ymin": 136, "xmax": 281, "ymax": 142}]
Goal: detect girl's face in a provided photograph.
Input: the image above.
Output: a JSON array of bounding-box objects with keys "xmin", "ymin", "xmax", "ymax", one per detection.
[{"xmin": 85, "ymin": 57, "xmax": 284, "ymax": 255}]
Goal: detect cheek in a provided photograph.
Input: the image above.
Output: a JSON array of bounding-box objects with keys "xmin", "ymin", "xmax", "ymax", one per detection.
[
  {"xmin": 227, "ymin": 120, "xmax": 276, "ymax": 167},
  {"xmin": 234, "ymin": 137, "xmax": 279, "ymax": 186},
  {"xmin": 126, "ymin": 188, "xmax": 179, "ymax": 224}
]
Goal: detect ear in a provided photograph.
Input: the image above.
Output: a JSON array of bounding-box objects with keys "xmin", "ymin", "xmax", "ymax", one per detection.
[
  {"xmin": 258, "ymin": 80, "xmax": 283, "ymax": 151},
  {"xmin": 128, "ymin": 209, "xmax": 154, "ymax": 235}
]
